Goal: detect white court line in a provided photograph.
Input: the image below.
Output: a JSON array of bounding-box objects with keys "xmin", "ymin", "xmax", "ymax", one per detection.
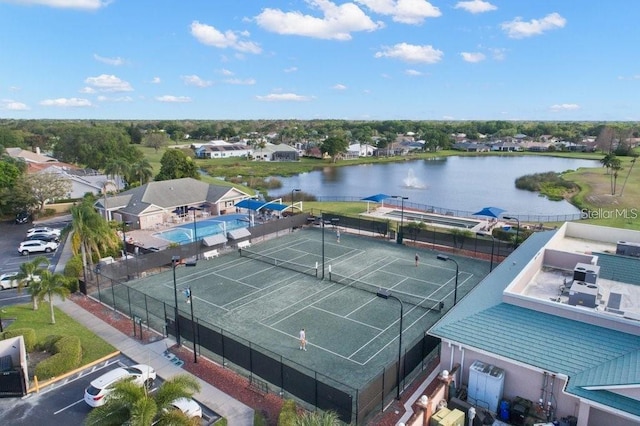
[
  {"xmin": 309, "ymin": 305, "xmax": 383, "ymax": 331},
  {"xmin": 54, "ymin": 398, "xmax": 85, "ymax": 415}
]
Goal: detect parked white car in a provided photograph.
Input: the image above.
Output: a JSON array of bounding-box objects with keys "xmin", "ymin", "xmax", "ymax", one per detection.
[
  {"xmin": 18, "ymin": 240, "xmax": 59, "ymax": 256},
  {"xmin": 26, "ymin": 226, "xmax": 62, "ymax": 238},
  {"xmin": 0, "ymin": 272, "xmax": 40, "ymax": 290},
  {"xmin": 84, "ymin": 364, "xmax": 156, "ymax": 407},
  {"xmin": 169, "ymin": 397, "xmax": 203, "ymax": 418}
]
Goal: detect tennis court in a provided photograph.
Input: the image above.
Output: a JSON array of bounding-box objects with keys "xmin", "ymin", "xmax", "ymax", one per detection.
[{"xmin": 128, "ymin": 226, "xmax": 488, "ymax": 391}]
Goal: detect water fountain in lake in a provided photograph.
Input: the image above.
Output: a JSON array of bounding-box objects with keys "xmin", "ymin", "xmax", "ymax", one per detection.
[{"xmin": 403, "ymin": 168, "xmax": 426, "ymax": 189}]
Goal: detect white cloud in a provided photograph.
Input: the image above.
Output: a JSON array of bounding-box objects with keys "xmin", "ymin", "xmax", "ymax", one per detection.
[
  {"xmin": 356, "ymin": 0, "xmax": 441, "ymax": 25},
  {"xmin": 550, "ymin": 103, "xmax": 580, "ymax": 111},
  {"xmin": 332, "ymin": 83, "xmax": 347, "ymax": 90},
  {"xmin": 181, "ymin": 75, "xmax": 213, "ymax": 87},
  {"xmin": 156, "ymin": 95, "xmax": 192, "ymax": 103},
  {"xmin": 284, "ymin": 67, "xmax": 298, "ymax": 73},
  {"xmin": 79, "ymin": 86, "xmax": 96, "ymax": 94},
  {"xmin": 39, "ymin": 97, "xmax": 92, "ymax": 107},
  {"xmin": 255, "ymin": 0, "xmax": 384, "ymax": 41},
  {"xmin": 405, "ymin": 69, "xmax": 422, "ymax": 76},
  {"xmin": 151, "ymin": 77, "xmax": 161, "ymax": 84},
  {"xmin": 84, "ymin": 74, "xmax": 133, "ymax": 92},
  {"xmin": 502, "ymin": 12, "xmax": 566, "ymax": 39},
  {"xmin": 1, "ymin": 99, "xmax": 29, "ymax": 110},
  {"xmin": 4, "ymin": 0, "xmax": 109, "ymax": 10},
  {"xmin": 489, "ymin": 47, "xmax": 506, "ymax": 60},
  {"xmin": 224, "ymin": 78, "xmax": 256, "ymax": 85},
  {"xmin": 461, "ymin": 52, "xmax": 486, "ymax": 63},
  {"xmin": 96, "ymin": 95, "xmax": 133, "ymax": 102},
  {"xmin": 190, "ymin": 21, "xmax": 261, "ymax": 54},
  {"xmin": 219, "ymin": 68, "xmax": 234, "ymax": 76},
  {"xmin": 454, "ymin": 0, "xmax": 497, "ymax": 14},
  {"xmin": 375, "ymin": 42, "xmax": 443, "ymax": 63},
  {"xmin": 93, "ymin": 54, "xmax": 124, "ymax": 66},
  {"xmin": 256, "ymin": 93, "xmax": 313, "ymax": 101}
]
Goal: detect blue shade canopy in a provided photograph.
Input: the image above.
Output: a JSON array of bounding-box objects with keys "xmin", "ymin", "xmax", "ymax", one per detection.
[
  {"xmin": 361, "ymin": 194, "xmax": 391, "ymax": 202},
  {"xmin": 235, "ymin": 199, "xmax": 289, "ymax": 211},
  {"xmin": 472, "ymin": 206, "xmax": 506, "ymax": 219}
]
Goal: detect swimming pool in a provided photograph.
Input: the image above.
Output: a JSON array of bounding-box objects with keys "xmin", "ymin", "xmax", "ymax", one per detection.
[
  {"xmin": 154, "ymin": 214, "xmax": 250, "ymax": 244},
  {"xmin": 385, "ymin": 210, "xmax": 481, "ymax": 229}
]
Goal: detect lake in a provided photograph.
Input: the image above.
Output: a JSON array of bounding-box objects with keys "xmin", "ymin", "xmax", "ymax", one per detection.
[{"xmin": 268, "ymin": 156, "xmax": 600, "ymax": 219}]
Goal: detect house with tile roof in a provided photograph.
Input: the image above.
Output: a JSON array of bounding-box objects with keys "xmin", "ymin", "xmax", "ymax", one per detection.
[
  {"xmin": 94, "ymin": 178, "xmax": 251, "ymax": 230},
  {"xmin": 429, "ymin": 222, "xmax": 640, "ymax": 426}
]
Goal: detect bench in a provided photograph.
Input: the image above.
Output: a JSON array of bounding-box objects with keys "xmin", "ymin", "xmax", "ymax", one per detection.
[
  {"xmin": 237, "ymin": 240, "xmax": 251, "ymax": 250},
  {"xmin": 203, "ymin": 249, "xmax": 219, "ymax": 260}
]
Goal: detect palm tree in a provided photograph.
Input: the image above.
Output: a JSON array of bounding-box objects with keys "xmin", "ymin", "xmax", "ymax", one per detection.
[
  {"xmin": 36, "ymin": 270, "xmax": 70, "ymax": 324},
  {"xmin": 294, "ymin": 410, "xmax": 341, "ymax": 426},
  {"xmin": 130, "ymin": 158, "xmax": 154, "ymax": 186},
  {"xmin": 70, "ymin": 198, "xmax": 119, "ymax": 282},
  {"xmin": 104, "ymin": 158, "xmax": 131, "ymax": 189},
  {"xmin": 609, "ymin": 157, "xmax": 623, "ymax": 195},
  {"xmin": 619, "ymin": 155, "xmax": 637, "ymax": 197},
  {"xmin": 600, "ymin": 152, "xmax": 615, "ymax": 175},
  {"xmin": 85, "ymin": 374, "xmax": 201, "ymax": 426},
  {"xmin": 16, "ymin": 256, "xmax": 50, "ymax": 310}
]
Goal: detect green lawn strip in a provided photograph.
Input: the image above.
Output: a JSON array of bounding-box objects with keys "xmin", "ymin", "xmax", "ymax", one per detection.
[{"xmin": 3, "ymin": 303, "xmax": 115, "ymax": 364}]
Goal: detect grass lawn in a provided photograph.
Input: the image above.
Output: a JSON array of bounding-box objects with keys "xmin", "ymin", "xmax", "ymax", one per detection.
[{"xmin": 3, "ymin": 303, "xmax": 116, "ymax": 364}]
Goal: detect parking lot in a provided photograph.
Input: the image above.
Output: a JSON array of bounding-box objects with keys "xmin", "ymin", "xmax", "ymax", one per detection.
[{"xmin": 0, "ymin": 354, "xmax": 220, "ymax": 425}]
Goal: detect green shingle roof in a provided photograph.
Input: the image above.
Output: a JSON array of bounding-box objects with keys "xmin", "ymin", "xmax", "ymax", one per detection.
[{"xmin": 429, "ymin": 229, "xmax": 640, "ymax": 418}]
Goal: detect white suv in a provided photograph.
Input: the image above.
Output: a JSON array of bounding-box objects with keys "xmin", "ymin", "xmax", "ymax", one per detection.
[
  {"xmin": 26, "ymin": 227, "xmax": 62, "ymax": 238},
  {"xmin": 0, "ymin": 272, "xmax": 40, "ymax": 290},
  {"xmin": 18, "ymin": 240, "xmax": 59, "ymax": 256},
  {"xmin": 84, "ymin": 364, "xmax": 156, "ymax": 407}
]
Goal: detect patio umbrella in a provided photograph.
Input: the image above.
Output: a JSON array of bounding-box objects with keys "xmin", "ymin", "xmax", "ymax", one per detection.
[
  {"xmin": 361, "ymin": 194, "xmax": 391, "ymax": 212},
  {"xmin": 472, "ymin": 206, "xmax": 505, "ymax": 219}
]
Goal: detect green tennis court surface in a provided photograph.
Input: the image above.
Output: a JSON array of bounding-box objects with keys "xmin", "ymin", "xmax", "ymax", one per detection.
[{"xmin": 128, "ymin": 227, "xmax": 488, "ymax": 389}]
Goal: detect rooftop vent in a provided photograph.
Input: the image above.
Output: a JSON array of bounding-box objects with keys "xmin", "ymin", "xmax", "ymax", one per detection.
[{"xmin": 616, "ymin": 241, "xmax": 640, "ymax": 258}]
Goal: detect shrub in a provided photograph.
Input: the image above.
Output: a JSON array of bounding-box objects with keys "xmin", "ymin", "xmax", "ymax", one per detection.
[
  {"xmin": 64, "ymin": 255, "xmax": 83, "ymax": 281},
  {"xmin": 278, "ymin": 399, "xmax": 297, "ymax": 426},
  {"xmin": 34, "ymin": 335, "xmax": 82, "ymax": 379},
  {"xmin": 1, "ymin": 328, "xmax": 37, "ymax": 352}
]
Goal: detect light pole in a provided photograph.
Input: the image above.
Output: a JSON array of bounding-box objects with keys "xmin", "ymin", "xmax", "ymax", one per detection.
[
  {"xmin": 321, "ymin": 214, "xmax": 338, "ymax": 279},
  {"xmin": 503, "ymin": 216, "xmax": 520, "ymax": 249},
  {"xmin": 172, "ymin": 255, "xmax": 182, "ymax": 346},
  {"xmin": 122, "ymin": 221, "xmax": 131, "ymax": 280},
  {"xmin": 188, "ymin": 206, "xmax": 200, "ymax": 259},
  {"xmin": 391, "ymin": 195, "xmax": 408, "ymax": 244},
  {"xmin": 437, "ymin": 254, "xmax": 459, "ymax": 306},
  {"xmin": 189, "ymin": 286, "xmax": 197, "ymax": 363},
  {"xmin": 291, "ymin": 188, "xmax": 301, "ymax": 214},
  {"xmin": 376, "ymin": 288, "xmax": 404, "ymax": 400},
  {"xmin": 476, "ymin": 232, "xmax": 495, "ymax": 272}
]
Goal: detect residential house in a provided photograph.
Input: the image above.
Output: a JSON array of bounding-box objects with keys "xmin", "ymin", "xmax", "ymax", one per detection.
[
  {"xmin": 347, "ymin": 143, "xmax": 376, "ymax": 158},
  {"xmin": 194, "ymin": 140, "xmax": 251, "ymax": 159},
  {"xmin": 429, "ymin": 222, "xmax": 640, "ymax": 426},
  {"xmin": 253, "ymin": 142, "xmax": 299, "ymax": 161},
  {"xmin": 94, "ymin": 178, "xmax": 251, "ymax": 229}
]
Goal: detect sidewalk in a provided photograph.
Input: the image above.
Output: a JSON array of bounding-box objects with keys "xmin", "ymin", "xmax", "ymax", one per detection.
[{"xmin": 56, "ymin": 300, "xmax": 255, "ymax": 426}]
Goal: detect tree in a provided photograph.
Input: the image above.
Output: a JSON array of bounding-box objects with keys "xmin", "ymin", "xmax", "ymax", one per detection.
[
  {"xmin": 294, "ymin": 410, "xmax": 341, "ymax": 426},
  {"xmin": 130, "ymin": 158, "xmax": 154, "ymax": 186},
  {"xmin": 104, "ymin": 158, "xmax": 131, "ymax": 187},
  {"xmin": 70, "ymin": 197, "xmax": 120, "ymax": 282},
  {"xmin": 619, "ymin": 155, "xmax": 637, "ymax": 197},
  {"xmin": 320, "ymin": 134, "xmax": 348, "ymax": 163},
  {"xmin": 143, "ymin": 131, "xmax": 170, "ymax": 152},
  {"xmin": 609, "ymin": 157, "xmax": 623, "ymax": 195},
  {"xmin": 24, "ymin": 171, "xmax": 72, "ymax": 212},
  {"xmin": 600, "ymin": 152, "xmax": 616, "ymax": 174},
  {"xmin": 155, "ymin": 149, "xmax": 199, "ymax": 181},
  {"xmin": 35, "ymin": 270, "xmax": 71, "ymax": 324},
  {"xmin": 85, "ymin": 374, "xmax": 201, "ymax": 426},
  {"xmin": 16, "ymin": 256, "xmax": 50, "ymax": 310}
]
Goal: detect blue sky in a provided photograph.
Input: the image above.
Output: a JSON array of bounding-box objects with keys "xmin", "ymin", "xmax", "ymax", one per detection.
[{"xmin": 0, "ymin": 0, "xmax": 638, "ymax": 121}]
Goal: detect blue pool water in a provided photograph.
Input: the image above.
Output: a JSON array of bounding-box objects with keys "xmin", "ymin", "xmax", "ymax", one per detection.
[{"xmin": 154, "ymin": 214, "xmax": 249, "ymax": 244}]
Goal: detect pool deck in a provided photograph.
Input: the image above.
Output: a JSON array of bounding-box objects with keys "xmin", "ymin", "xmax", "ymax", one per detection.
[{"xmin": 362, "ymin": 206, "xmax": 506, "ymax": 233}]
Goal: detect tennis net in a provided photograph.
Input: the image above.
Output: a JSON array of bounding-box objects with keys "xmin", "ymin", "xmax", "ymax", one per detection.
[
  {"xmin": 239, "ymin": 248, "xmax": 318, "ymax": 278},
  {"xmin": 329, "ymin": 271, "xmax": 444, "ymax": 312}
]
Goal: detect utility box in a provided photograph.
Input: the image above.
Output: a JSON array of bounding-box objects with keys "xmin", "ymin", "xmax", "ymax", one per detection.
[
  {"xmin": 430, "ymin": 407, "xmax": 451, "ymax": 426},
  {"xmin": 431, "ymin": 408, "xmax": 465, "ymax": 426},
  {"xmin": 467, "ymin": 360, "xmax": 505, "ymax": 414}
]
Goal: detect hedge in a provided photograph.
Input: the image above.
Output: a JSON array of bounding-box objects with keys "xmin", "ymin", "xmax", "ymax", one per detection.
[
  {"xmin": 1, "ymin": 328, "xmax": 37, "ymax": 352},
  {"xmin": 34, "ymin": 335, "xmax": 82, "ymax": 379},
  {"xmin": 277, "ymin": 399, "xmax": 297, "ymax": 426}
]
